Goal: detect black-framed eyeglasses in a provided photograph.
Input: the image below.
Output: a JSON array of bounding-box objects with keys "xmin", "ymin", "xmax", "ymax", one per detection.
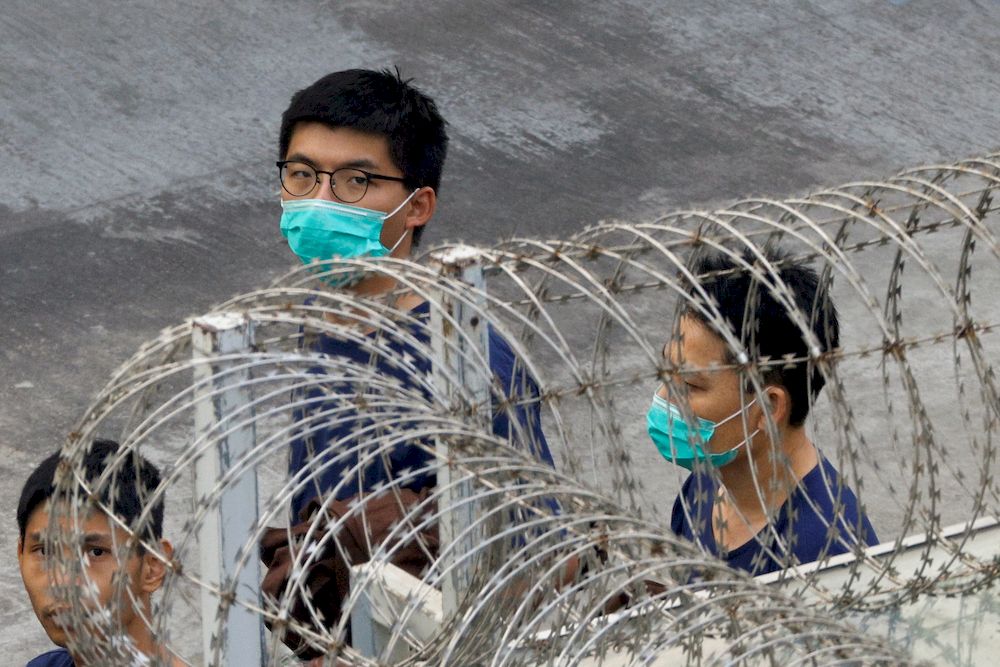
[{"xmin": 276, "ymin": 161, "xmax": 408, "ymax": 203}]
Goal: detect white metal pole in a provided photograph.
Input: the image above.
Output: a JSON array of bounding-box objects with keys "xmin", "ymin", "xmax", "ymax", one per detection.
[
  {"xmin": 192, "ymin": 313, "xmax": 265, "ymax": 666},
  {"xmin": 428, "ymin": 245, "xmax": 492, "ymax": 619}
]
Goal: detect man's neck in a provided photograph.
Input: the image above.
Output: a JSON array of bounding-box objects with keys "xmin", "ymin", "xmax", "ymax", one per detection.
[
  {"xmin": 349, "ymin": 238, "xmax": 416, "ymax": 299},
  {"xmin": 714, "ymin": 426, "xmax": 818, "ymax": 548},
  {"xmin": 68, "ymin": 608, "xmax": 171, "ymax": 667},
  {"xmin": 344, "ymin": 273, "xmax": 426, "ymax": 312},
  {"xmin": 70, "ymin": 643, "xmax": 181, "ymax": 667},
  {"xmin": 353, "ymin": 272, "xmax": 399, "ymax": 297}
]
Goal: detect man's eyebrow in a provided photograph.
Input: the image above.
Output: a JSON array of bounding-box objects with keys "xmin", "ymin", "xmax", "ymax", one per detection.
[
  {"xmin": 283, "ymin": 152, "xmax": 314, "ymax": 165},
  {"xmin": 340, "ymin": 158, "xmax": 381, "ymax": 171},
  {"xmin": 660, "ymin": 345, "xmax": 709, "ymax": 382},
  {"xmin": 25, "ymin": 531, "xmax": 113, "ymax": 546},
  {"xmin": 683, "ymin": 369, "xmax": 710, "ymax": 383},
  {"xmin": 26, "ymin": 531, "xmax": 114, "ymax": 541},
  {"xmin": 284, "ymin": 153, "xmax": 381, "ymax": 171}
]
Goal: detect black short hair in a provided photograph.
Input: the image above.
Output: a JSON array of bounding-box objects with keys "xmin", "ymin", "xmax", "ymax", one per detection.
[
  {"xmin": 278, "ymin": 68, "xmax": 449, "ymax": 246},
  {"xmin": 16, "ymin": 439, "xmax": 165, "ymax": 546},
  {"xmin": 683, "ymin": 247, "xmax": 840, "ymax": 426}
]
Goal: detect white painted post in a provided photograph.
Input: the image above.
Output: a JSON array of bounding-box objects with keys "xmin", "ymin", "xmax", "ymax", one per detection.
[
  {"xmin": 350, "ymin": 246, "xmax": 491, "ymax": 659},
  {"xmin": 192, "ymin": 313, "xmax": 265, "ymax": 666},
  {"xmin": 350, "ymin": 562, "xmax": 444, "ymax": 661},
  {"xmin": 428, "ymin": 245, "xmax": 492, "ymax": 619}
]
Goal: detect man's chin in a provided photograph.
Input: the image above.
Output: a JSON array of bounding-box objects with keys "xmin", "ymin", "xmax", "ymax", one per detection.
[
  {"xmin": 44, "ymin": 612, "xmax": 84, "ymax": 649},
  {"xmin": 42, "ymin": 622, "xmax": 68, "ymax": 648}
]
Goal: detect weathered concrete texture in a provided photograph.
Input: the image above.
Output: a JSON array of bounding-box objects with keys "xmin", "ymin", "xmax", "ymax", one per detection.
[{"xmin": 2, "ymin": 0, "xmax": 999, "ymax": 662}]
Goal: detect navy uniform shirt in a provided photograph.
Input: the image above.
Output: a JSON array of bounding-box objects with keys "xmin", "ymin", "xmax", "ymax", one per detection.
[
  {"xmin": 288, "ymin": 301, "xmax": 554, "ymax": 518},
  {"xmin": 670, "ymin": 456, "xmax": 878, "ymax": 576},
  {"xmin": 27, "ymin": 649, "xmax": 74, "ymax": 667}
]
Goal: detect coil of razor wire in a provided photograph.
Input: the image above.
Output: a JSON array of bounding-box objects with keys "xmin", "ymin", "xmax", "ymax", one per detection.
[{"xmin": 45, "ymin": 152, "xmax": 1000, "ymax": 665}]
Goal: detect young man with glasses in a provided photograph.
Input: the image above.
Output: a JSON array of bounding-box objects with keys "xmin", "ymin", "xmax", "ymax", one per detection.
[
  {"xmin": 277, "ymin": 69, "xmax": 442, "ymax": 299},
  {"xmin": 274, "ymin": 68, "xmax": 554, "ymax": 546}
]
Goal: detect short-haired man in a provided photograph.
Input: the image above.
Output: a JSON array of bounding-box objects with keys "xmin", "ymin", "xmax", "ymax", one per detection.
[
  {"xmin": 17, "ymin": 439, "xmax": 182, "ymax": 666},
  {"xmin": 275, "ymin": 68, "xmax": 553, "ymax": 518},
  {"xmin": 647, "ymin": 247, "xmax": 877, "ymax": 576}
]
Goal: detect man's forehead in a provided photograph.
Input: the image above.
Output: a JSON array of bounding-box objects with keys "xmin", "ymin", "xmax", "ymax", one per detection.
[
  {"xmin": 664, "ymin": 316, "xmax": 730, "ymax": 368},
  {"xmin": 26, "ymin": 499, "xmax": 116, "ymax": 534},
  {"xmin": 286, "ymin": 122, "xmax": 393, "ymax": 164}
]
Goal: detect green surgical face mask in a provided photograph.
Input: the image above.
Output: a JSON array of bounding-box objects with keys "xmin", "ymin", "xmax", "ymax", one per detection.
[
  {"xmin": 646, "ymin": 393, "xmax": 759, "ymax": 471},
  {"xmin": 279, "ymin": 192, "xmax": 416, "ymax": 287}
]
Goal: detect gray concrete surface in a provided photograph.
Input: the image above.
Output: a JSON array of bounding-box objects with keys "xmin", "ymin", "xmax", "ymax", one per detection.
[{"xmin": 2, "ymin": 0, "xmax": 999, "ymax": 663}]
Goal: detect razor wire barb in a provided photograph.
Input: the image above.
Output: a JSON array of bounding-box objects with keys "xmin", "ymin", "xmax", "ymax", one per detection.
[{"xmin": 45, "ymin": 152, "xmax": 1000, "ymax": 665}]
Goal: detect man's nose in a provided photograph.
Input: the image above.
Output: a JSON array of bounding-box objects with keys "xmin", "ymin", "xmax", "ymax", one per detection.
[
  {"xmin": 47, "ymin": 563, "xmax": 76, "ymax": 590},
  {"xmin": 313, "ymin": 173, "xmax": 336, "ymax": 202}
]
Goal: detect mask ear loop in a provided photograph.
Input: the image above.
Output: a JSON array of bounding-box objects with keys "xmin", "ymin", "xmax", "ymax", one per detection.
[
  {"xmin": 383, "ymin": 188, "xmax": 422, "ymax": 254},
  {"xmin": 714, "ymin": 394, "xmax": 763, "ymax": 457},
  {"xmin": 385, "ymin": 188, "xmax": 420, "ymax": 219},
  {"xmin": 387, "ymin": 227, "xmax": 410, "ymax": 254},
  {"xmin": 715, "ymin": 395, "xmax": 759, "ymax": 428}
]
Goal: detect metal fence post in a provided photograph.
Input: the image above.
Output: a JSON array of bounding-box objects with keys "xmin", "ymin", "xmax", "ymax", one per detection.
[
  {"xmin": 428, "ymin": 245, "xmax": 492, "ymax": 619},
  {"xmin": 192, "ymin": 313, "xmax": 265, "ymax": 666}
]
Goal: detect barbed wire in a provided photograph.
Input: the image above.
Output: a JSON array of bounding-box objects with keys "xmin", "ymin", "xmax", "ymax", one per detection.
[{"xmin": 43, "ymin": 152, "xmax": 999, "ymax": 665}]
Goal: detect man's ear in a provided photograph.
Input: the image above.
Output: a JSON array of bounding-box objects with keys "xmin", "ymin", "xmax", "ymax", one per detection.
[
  {"xmin": 755, "ymin": 385, "xmax": 791, "ymax": 431},
  {"xmin": 402, "ymin": 187, "xmax": 436, "ymax": 230},
  {"xmin": 139, "ymin": 540, "xmax": 173, "ymax": 595}
]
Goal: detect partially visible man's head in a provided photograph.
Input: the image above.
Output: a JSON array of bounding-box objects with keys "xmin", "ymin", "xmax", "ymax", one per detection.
[
  {"xmin": 17, "ymin": 439, "xmax": 169, "ymax": 651},
  {"xmin": 680, "ymin": 246, "xmax": 839, "ymax": 427},
  {"xmin": 279, "ymin": 68, "xmax": 448, "ymax": 246},
  {"xmin": 17, "ymin": 439, "xmax": 164, "ymax": 545}
]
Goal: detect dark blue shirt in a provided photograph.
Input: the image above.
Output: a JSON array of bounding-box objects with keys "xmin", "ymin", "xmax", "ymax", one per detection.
[
  {"xmin": 289, "ymin": 301, "xmax": 554, "ymax": 518},
  {"xmin": 670, "ymin": 456, "xmax": 878, "ymax": 576},
  {"xmin": 26, "ymin": 649, "xmax": 74, "ymax": 667}
]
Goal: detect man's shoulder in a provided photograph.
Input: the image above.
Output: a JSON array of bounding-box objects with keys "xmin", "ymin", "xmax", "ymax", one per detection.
[
  {"xmin": 304, "ymin": 301, "xmax": 432, "ymax": 365},
  {"xmin": 796, "ymin": 457, "xmax": 855, "ymax": 510},
  {"xmin": 26, "ymin": 648, "xmax": 74, "ymax": 667},
  {"xmin": 486, "ymin": 324, "xmax": 517, "ymax": 373},
  {"xmin": 304, "ymin": 300, "xmax": 520, "ymax": 375},
  {"xmin": 679, "ymin": 469, "xmax": 717, "ymax": 497},
  {"xmin": 787, "ymin": 456, "xmax": 878, "ymax": 551},
  {"xmin": 671, "ymin": 471, "xmax": 716, "ymax": 535}
]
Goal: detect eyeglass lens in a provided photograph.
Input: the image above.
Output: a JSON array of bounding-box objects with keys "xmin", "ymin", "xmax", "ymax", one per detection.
[{"xmin": 279, "ymin": 162, "xmax": 369, "ymax": 202}]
